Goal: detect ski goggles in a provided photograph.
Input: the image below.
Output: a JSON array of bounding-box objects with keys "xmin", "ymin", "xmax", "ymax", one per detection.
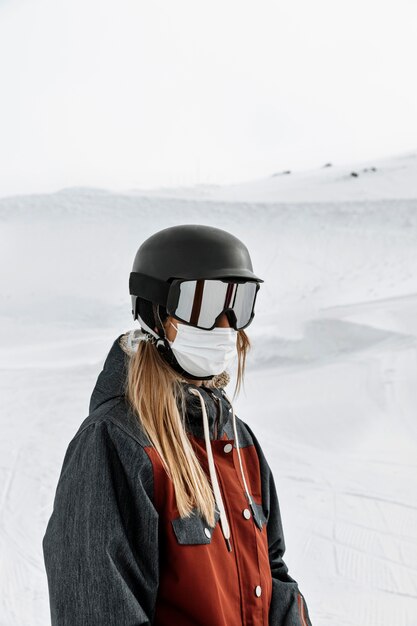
[
  {"xmin": 165, "ymin": 278, "xmax": 260, "ymax": 330},
  {"xmin": 129, "ymin": 272, "xmax": 261, "ymax": 331}
]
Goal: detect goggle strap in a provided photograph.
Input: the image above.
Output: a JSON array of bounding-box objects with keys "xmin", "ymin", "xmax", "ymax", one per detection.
[{"xmin": 129, "ymin": 272, "xmax": 171, "ymax": 305}]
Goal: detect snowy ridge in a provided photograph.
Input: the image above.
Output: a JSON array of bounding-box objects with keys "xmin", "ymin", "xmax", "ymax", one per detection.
[{"xmin": 122, "ymin": 149, "xmax": 417, "ymax": 203}]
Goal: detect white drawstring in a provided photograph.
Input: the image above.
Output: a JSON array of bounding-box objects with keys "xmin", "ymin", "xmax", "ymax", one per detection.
[
  {"xmin": 188, "ymin": 388, "xmax": 232, "ymax": 551},
  {"xmin": 188, "ymin": 386, "xmax": 258, "ymax": 551}
]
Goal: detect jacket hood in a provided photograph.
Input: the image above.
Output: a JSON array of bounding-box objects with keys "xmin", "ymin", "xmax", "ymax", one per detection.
[{"xmin": 89, "ymin": 334, "xmax": 129, "ymax": 415}]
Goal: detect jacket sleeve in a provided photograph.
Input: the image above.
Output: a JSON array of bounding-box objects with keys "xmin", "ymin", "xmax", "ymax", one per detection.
[
  {"xmin": 242, "ymin": 420, "xmax": 313, "ymax": 626},
  {"xmin": 42, "ymin": 416, "xmax": 160, "ymax": 626}
]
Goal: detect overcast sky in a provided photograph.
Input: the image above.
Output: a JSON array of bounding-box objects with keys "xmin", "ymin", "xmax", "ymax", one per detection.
[{"xmin": 1, "ymin": 0, "xmax": 417, "ymax": 196}]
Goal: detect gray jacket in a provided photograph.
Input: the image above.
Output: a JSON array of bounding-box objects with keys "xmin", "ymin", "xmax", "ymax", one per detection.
[{"xmin": 42, "ymin": 333, "xmax": 312, "ymax": 625}]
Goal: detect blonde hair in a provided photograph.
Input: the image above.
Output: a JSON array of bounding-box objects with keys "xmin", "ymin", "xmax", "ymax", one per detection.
[{"xmin": 124, "ymin": 329, "xmax": 250, "ymax": 527}]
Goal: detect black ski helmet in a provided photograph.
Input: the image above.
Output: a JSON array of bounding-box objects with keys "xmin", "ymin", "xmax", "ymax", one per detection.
[{"xmin": 129, "ymin": 224, "xmax": 263, "ymax": 380}]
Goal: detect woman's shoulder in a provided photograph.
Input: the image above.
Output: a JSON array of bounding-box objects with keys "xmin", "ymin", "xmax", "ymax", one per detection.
[
  {"xmin": 74, "ymin": 396, "xmax": 154, "ymax": 454},
  {"xmin": 52, "ymin": 408, "xmax": 156, "ymax": 512},
  {"xmin": 60, "ymin": 402, "xmax": 155, "ymax": 491}
]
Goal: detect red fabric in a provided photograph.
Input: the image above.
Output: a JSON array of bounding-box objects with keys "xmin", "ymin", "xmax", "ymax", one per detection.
[{"xmin": 145, "ymin": 434, "xmax": 273, "ymax": 626}]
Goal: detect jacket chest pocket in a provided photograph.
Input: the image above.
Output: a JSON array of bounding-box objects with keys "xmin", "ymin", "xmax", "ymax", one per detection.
[{"xmin": 171, "ymin": 508, "xmax": 221, "ymax": 545}]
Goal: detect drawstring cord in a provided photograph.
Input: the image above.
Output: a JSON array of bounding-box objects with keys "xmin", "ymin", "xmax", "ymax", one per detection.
[
  {"xmin": 188, "ymin": 386, "xmax": 256, "ymax": 552},
  {"xmin": 189, "ymin": 388, "xmax": 232, "ymax": 552},
  {"xmin": 222, "ymin": 389, "xmax": 259, "ymax": 523}
]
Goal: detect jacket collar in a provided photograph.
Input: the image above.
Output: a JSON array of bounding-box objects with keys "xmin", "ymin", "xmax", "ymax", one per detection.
[{"xmin": 180, "ymin": 382, "xmax": 231, "ymax": 440}]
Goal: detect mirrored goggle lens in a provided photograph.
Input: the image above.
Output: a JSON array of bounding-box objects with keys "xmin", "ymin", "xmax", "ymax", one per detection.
[{"xmin": 172, "ymin": 280, "xmax": 258, "ymax": 329}]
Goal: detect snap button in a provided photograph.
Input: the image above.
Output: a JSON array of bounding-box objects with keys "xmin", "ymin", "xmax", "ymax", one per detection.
[
  {"xmin": 204, "ymin": 527, "xmax": 211, "ymax": 538},
  {"xmin": 223, "ymin": 443, "xmax": 233, "ymax": 454},
  {"xmin": 243, "ymin": 508, "xmax": 251, "ymax": 519},
  {"xmin": 255, "ymin": 585, "xmax": 262, "ymax": 597}
]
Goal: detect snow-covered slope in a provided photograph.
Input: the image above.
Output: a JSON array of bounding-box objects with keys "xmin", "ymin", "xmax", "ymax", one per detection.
[
  {"xmin": 1, "ymin": 150, "xmax": 417, "ymax": 625},
  {"xmin": 122, "ymin": 149, "xmax": 417, "ymax": 202}
]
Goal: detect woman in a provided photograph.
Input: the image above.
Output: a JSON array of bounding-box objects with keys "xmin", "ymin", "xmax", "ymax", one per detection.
[{"xmin": 42, "ymin": 224, "xmax": 312, "ymax": 626}]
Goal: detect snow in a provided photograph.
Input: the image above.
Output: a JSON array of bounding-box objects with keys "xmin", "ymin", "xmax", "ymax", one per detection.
[
  {"xmin": 1, "ymin": 150, "xmax": 417, "ymax": 625},
  {"xmin": 120, "ymin": 149, "xmax": 417, "ymax": 203}
]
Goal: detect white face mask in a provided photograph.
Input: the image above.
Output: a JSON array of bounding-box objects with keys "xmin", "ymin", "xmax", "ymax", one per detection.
[{"xmin": 166, "ymin": 320, "xmax": 237, "ymax": 377}]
